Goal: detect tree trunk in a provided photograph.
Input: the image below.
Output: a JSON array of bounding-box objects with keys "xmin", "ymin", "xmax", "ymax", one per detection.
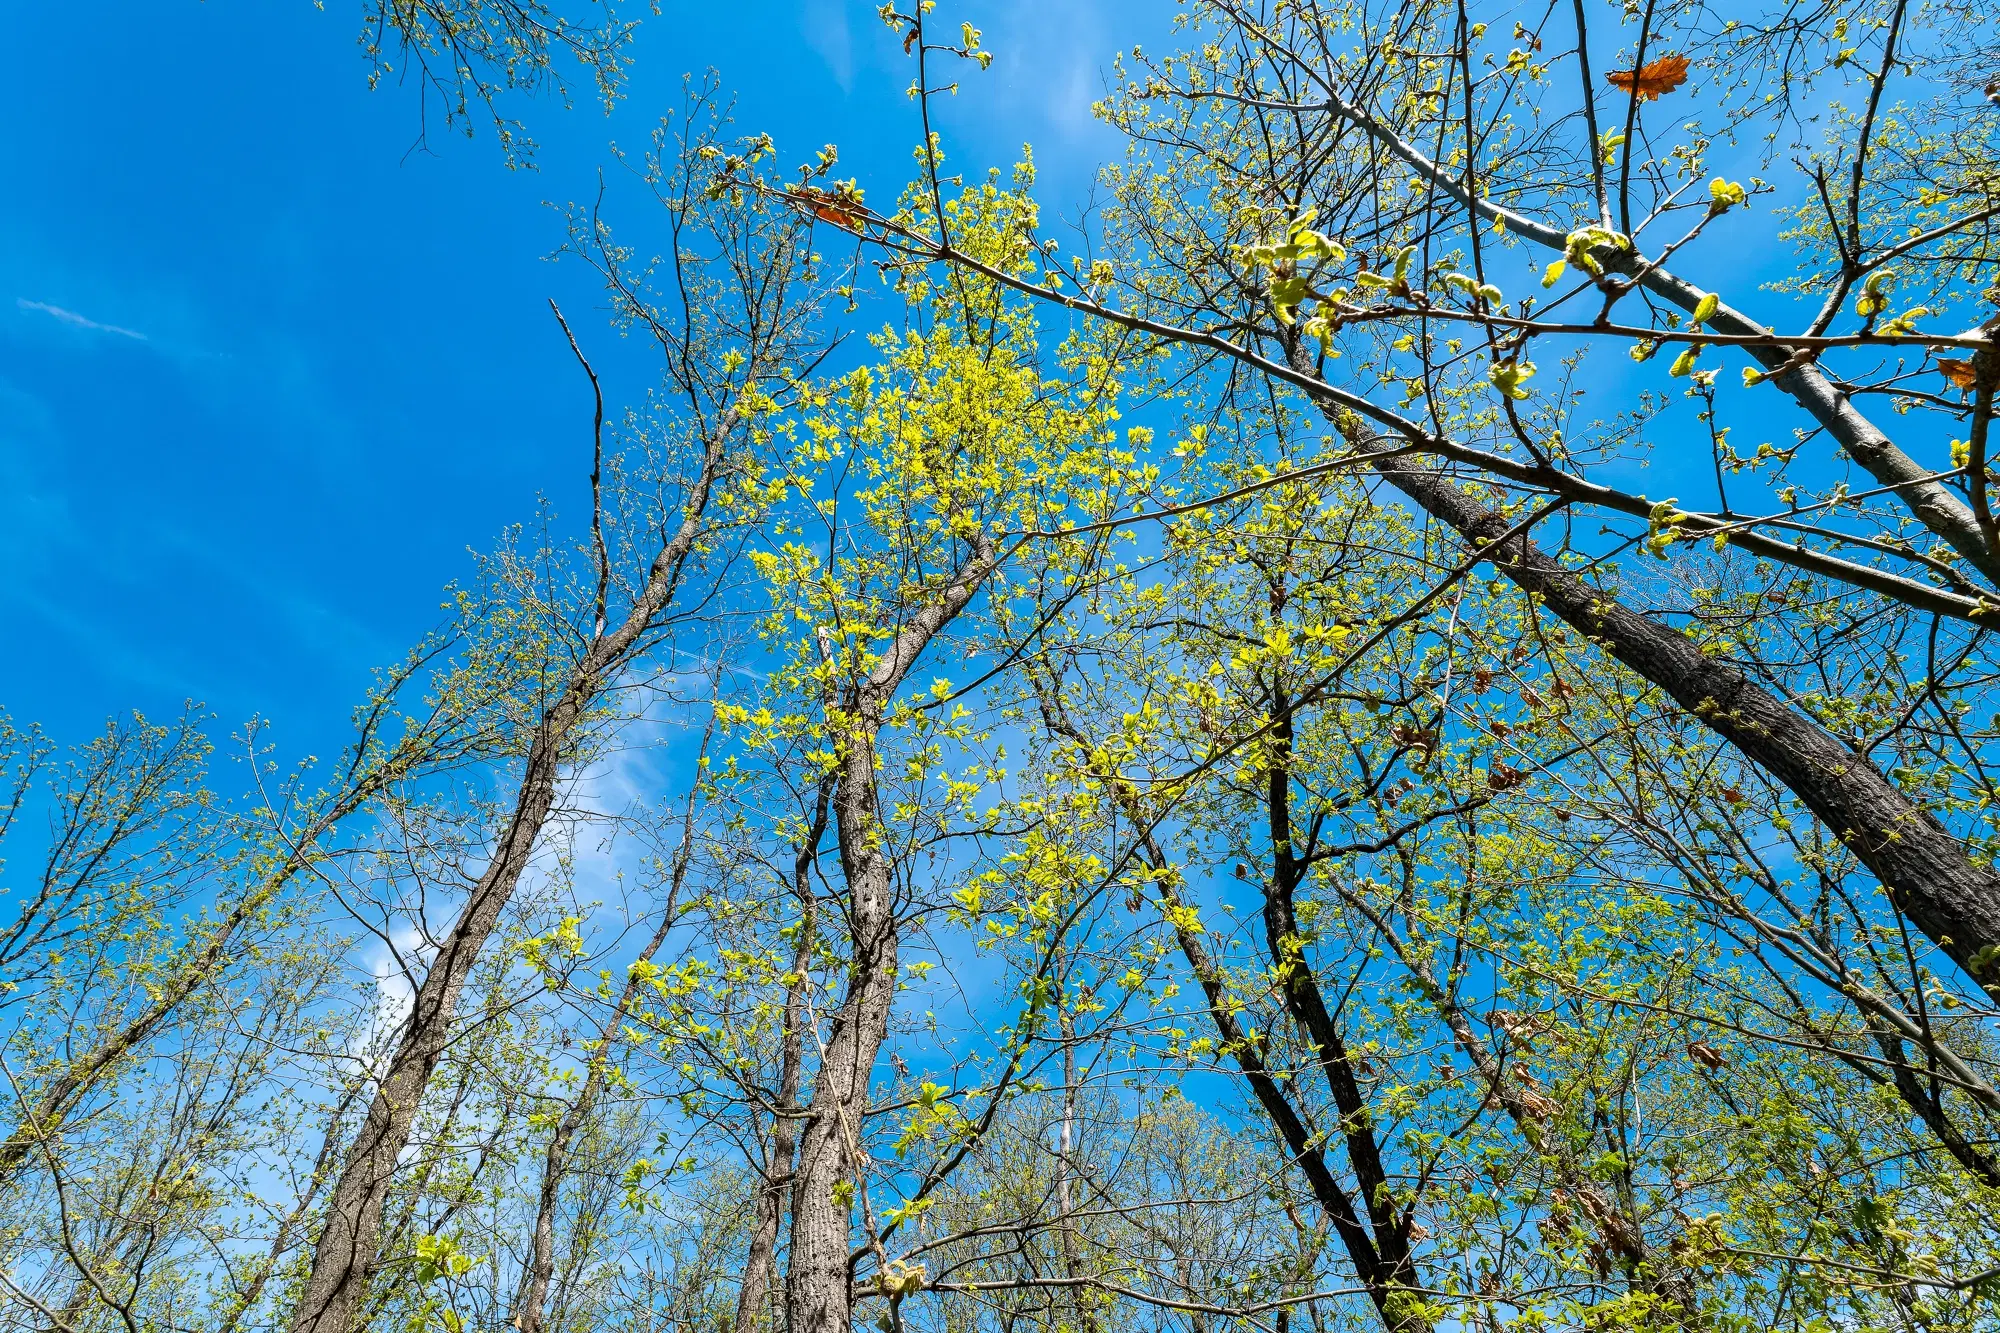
[
  {"xmin": 1055, "ymin": 1004, "xmax": 1096, "ymax": 1333},
  {"xmin": 735, "ymin": 780, "xmax": 829, "ymax": 1333},
  {"xmin": 1339, "ymin": 884, "xmax": 1702, "ymax": 1320},
  {"xmin": 288, "ymin": 415, "xmax": 737, "ymax": 1333},
  {"xmin": 511, "ymin": 897, "xmax": 686, "ymax": 1333},
  {"xmin": 784, "ymin": 537, "xmax": 999, "ymax": 1333},
  {"xmin": 1292, "ymin": 355, "xmax": 2000, "ymax": 990},
  {"xmin": 1259, "ymin": 685, "xmax": 1424, "ymax": 1300},
  {"xmin": 1032, "ymin": 681, "xmax": 1434, "ymax": 1333}
]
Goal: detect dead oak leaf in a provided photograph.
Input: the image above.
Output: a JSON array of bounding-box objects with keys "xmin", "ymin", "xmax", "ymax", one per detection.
[
  {"xmin": 1687, "ymin": 1040, "xmax": 1727, "ymax": 1069},
  {"xmin": 1607, "ymin": 53, "xmax": 1691, "ymax": 101},
  {"xmin": 1939, "ymin": 358, "xmax": 1978, "ymax": 390}
]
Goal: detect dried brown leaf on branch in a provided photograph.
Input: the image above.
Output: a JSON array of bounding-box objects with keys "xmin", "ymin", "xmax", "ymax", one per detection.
[
  {"xmin": 1607, "ymin": 53, "xmax": 1691, "ymax": 101},
  {"xmin": 1688, "ymin": 1041, "xmax": 1728, "ymax": 1069},
  {"xmin": 1939, "ymin": 358, "xmax": 1978, "ymax": 390},
  {"xmin": 785, "ymin": 184, "xmax": 864, "ymax": 231}
]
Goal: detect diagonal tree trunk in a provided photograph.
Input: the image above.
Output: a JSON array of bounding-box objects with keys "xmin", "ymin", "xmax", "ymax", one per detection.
[
  {"xmin": 509, "ymin": 752, "xmax": 707, "ymax": 1333},
  {"xmin": 1335, "ymin": 882, "xmax": 1703, "ymax": 1321},
  {"xmin": 1032, "ymin": 681, "xmax": 1433, "ymax": 1333},
  {"xmin": 1280, "ymin": 342, "xmax": 2000, "ymax": 992},
  {"xmin": 288, "ymin": 410, "xmax": 741, "ymax": 1333}
]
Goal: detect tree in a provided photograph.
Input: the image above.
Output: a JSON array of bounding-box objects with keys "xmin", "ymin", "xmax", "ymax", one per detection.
[
  {"xmin": 286, "ymin": 99, "xmax": 833, "ymax": 1333},
  {"xmin": 10, "ymin": 4, "xmax": 2000, "ymax": 1333}
]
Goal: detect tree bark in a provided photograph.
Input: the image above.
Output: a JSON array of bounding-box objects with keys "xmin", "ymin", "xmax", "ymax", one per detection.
[
  {"xmin": 510, "ymin": 845, "xmax": 693, "ymax": 1333},
  {"xmin": 1259, "ymin": 684, "xmax": 1425, "ymax": 1300},
  {"xmin": 1032, "ymin": 682, "xmax": 1434, "ymax": 1333},
  {"xmin": 1287, "ymin": 348, "xmax": 2000, "ymax": 990},
  {"xmin": 288, "ymin": 414, "xmax": 738, "ymax": 1333},
  {"xmin": 1055, "ymin": 1005, "xmax": 1095, "ymax": 1333},
  {"xmin": 735, "ymin": 781, "xmax": 830, "ymax": 1333},
  {"xmin": 1337, "ymin": 883, "xmax": 1703, "ymax": 1321},
  {"xmin": 784, "ymin": 536, "xmax": 1000, "ymax": 1333}
]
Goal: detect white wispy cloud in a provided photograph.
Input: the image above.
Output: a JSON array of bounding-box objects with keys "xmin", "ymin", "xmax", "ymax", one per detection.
[
  {"xmin": 800, "ymin": 0, "xmax": 854, "ymax": 92},
  {"xmin": 16, "ymin": 298, "xmax": 148, "ymax": 341}
]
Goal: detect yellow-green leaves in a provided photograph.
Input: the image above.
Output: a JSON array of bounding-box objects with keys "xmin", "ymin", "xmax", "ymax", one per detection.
[
  {"xmin": 1670, "ymin": 344, "xmax": 1702, "ymax": 377},
  {"xmin": 1878, "ymin": 306, "xmax": 1930, "ymax": 337},
  {"xmin": 894, "ymin": 1082, "xmax": 970, "ymax": 1158},
  {"xmin": 1243, "ymin": 207, "xmax": 1347, "ymax": 325},
  {"xmin": 1708, "ymin": 177, "xmax": 1747, "ymax": 211},
  {"xmin": 959, "ymin": 22, "xmax": 993, "ymax": 69},
  {"xmin": 1542, "ymin": 259, "xmax": 1567, "ymax": 288},
  {"xmin": 1855, "ymin": 270, "xmax": 1894, "ymax": 319},
  {"xmin": 1691, "ymin": 292, "xmax": 1720, "ymax": 326},
  {"xmin": 1489, "ymin": 358, "xmax": 1537, "ymax": 400},
  {"xmin": 412, "ymin": 1234, "xmax": 476, "ymax": 1284},
  {"xmin": 1562, "ymin": 225, "xmax": 1634, "ymax": 277},
  {"xmin": 1269, "ymin": 275, "xmax": 1313, "ymax": 325},
  {"xmin": 1443, "ymin": 271, "xmax": 1502, "ymax": 303},
  {"xmin": 1643, "ymin": 497, "xmax": 1689, "ymax": 558},
  {"xmin": 1243, "ymin": 207, "xmax": 1346, "ymax": 271}
]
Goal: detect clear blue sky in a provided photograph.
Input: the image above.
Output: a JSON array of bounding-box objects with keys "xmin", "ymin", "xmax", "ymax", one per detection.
[{"xmin": 0, "ymin": 0, "xmax": 1153, "ymax": 757}]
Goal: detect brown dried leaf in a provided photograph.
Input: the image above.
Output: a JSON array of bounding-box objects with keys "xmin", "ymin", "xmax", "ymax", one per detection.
[
  {"xmin": 1607, "ymin": 53, "xmax": 1691, "ymax": 101},
  {"xmin": 1939, "ymin": 358, "xmax": 1978, "ymax": 390},
  {"xmin": 1687, "ymin": 1040, "xmax": 1727, "ymax": 1069}
]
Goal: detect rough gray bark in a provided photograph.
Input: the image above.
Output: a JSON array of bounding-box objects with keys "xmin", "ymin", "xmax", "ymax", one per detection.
[
  {"xmin": 1304, "ymin": 374, "xmax": 2000, "ymax": 988},
  {"xmin": 288, "ymin": 415, "xmax": 737, "ymax": 1333},
  {"xmin": 735, "ymin": 780, "xmax": 830, "ymax": 1333},
  {"xmin": 784, "ymin": 535, "xmax": 999, "ymax": 1333}
]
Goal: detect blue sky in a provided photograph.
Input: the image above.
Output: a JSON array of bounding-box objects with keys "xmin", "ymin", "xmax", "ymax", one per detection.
[
  {"xmin": 0, "ymin": 0, "xmax": 1855, "ymax": 774},
  {"xmin": 0, "ymin": 0, "xmax": 1152, "ymax": 758}
]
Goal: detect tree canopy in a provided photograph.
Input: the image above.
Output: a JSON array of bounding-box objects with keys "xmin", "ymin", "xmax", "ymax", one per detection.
[{"xmin": 3, "ymin": 3, "xmax": 1998, "ymax": 1333}]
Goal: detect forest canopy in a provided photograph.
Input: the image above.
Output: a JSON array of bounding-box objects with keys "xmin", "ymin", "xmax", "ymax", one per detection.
[{"xmin": 4, "ymin": 2, "xmax": 1999, "ymax": 1333}]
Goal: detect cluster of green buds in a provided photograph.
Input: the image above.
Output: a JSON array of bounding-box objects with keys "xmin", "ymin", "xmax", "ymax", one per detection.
[
  {"xmin": 1488, "ymin": 358, "xmax": 1537, "ymax": 400},
  {"xmin": 1541, "ymin": 224, "xmax": 1636, "ymax": 288},
  {"xmin": 1879, "ymin": 305, "xmax": 1931, "ymax": 336},
  {"xmin": 1242, "ymin": 206, "xmax": 1347, "ymax": 327},
  {"xmin": 1855, "ymin": 269, "xmax": 1895, "ymax": 320},
  {"xmin": 1642, "ymin": 497, "xmax": 1690, "ymax": 558},
  {"xmin": 1669, "ymin": 291, "xmax": 1723, "ymax": 376},
  {"xmin": 1441, "ymin": 270, "xmax": 1504, "ymax": 305},
  {"xmin": 1355, "ymin": 243, "xmax": 1419, "ymax": 297}
]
